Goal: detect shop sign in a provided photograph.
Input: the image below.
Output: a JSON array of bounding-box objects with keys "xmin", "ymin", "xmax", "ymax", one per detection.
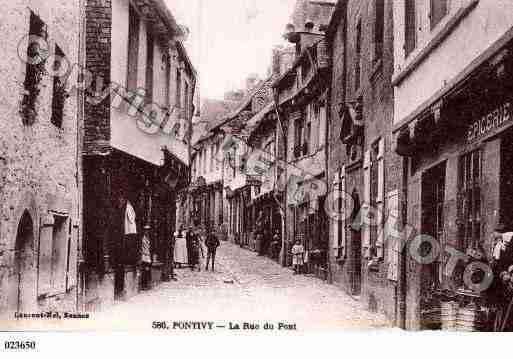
[{"xmin": 467, "ymin": 101, "xmax": 512, "ymax": 142}]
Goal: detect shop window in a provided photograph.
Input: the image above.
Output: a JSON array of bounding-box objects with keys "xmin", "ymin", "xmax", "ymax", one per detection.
[
  {"xmin": 430, "ymin": 0, "xmax": 448, "ymax": 30},
  {"xmin": 355, "ymin": 20, "xmax": 362, "ymax": 91},
  {"xmin": 51, "ymin": 46, "xmax": 67, "ymax": 128},
  {"xmin": 374, "ymin": 0, "xmax": 384, "ymax": 61},
  {"xmin": 22, "ymin": 11, "xmax": 48, "ymax": 126},
  {"xmin": 126, "ymin": 5, "xmax": 140, "ymax": 91},
  {"xmin": 404, "ymin": 0, "xmax": 416, "ymax": 56},
  {"xmin": 459, "ymin": 149, "xmax": 482, "ymax": 251}
]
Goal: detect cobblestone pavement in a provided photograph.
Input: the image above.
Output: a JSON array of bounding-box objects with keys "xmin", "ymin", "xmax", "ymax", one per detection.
[
  {"xmin": 7, "ymin": 242, "xmax": 390, "ymax": 331},
  {"xmin": 90, "ymin": 242, "xmax": 390, "ymax": 331}
]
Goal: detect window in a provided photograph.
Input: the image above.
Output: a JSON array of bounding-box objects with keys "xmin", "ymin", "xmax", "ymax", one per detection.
[
  {"xmin": 430, "ymin": 0, "xmax": 448, "ymax": 29},
  {"xmin": 203, "ymin": 148, "xmax": 207, "ymax": 174},
  {"xmin": 184, "ymin": 81, "xmax": 190, "ymax": 120},
  {"xmin": 216, "ymin": 141, "xmax": 221, "ymax": 171},
  {"xmin": 459, "ymin": 149, "xmax": 482, "ymax": 250},
  {"xmin": 176, "ymin": 69, "xmax": 182, "ymax": 108},
  {"xmin": 294, "ymin": 116, "xmax": 305, "ymax": 158},
  {"xmin": 374, "ymin": 0, "xmax": 384, "ymax": 61},
  {"xmin": 404, "ymin": 0, "xmax": 417, "ymax": 56},
  {"xmin": 127, "ymin": 5, "xmax": 140, "ymax": 90},
  {"xmin": 210, "ymin": 144, "xmax": 214, "ymax": 173},
  {"xmin": 22, "ymin": 11, "xmax": 48, "ymax": 125},
  {"xmin": 51, "ymin": 46, "xmax": 67, "ymax": 128},
  {"xmin": 318, "ymin": 104, "xmax": 326, "ymax": 149},
  {"xmin": 304, "ymin": 121, "xmax": 311, "ymax": 155},
  {"xmin": 145, "ymin": 32, "xmax": 154, "ymax": 103},
  {"xmin": 355, "ymin": 20, "xmax": 362, "ymax": 90},
  {"xmin": 164, "ymin": 53, "xmax": 171, "ymax": 109}
]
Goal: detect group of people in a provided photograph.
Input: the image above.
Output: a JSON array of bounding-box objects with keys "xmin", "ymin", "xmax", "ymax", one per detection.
[
  {"xmin": 173, "ymin": 224, "xmax": 220, "ymax": 272},
  {"xmin": 254, "ymin": 211, "xmax": 282, "ymax": 260}
]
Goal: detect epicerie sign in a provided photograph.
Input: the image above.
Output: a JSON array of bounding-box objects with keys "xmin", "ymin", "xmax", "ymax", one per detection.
[{"xmin": 467, "ymin": 101, "xmax": 512, "ymax": 142}]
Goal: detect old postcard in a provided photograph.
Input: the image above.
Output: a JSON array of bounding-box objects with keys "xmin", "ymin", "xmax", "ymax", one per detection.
[{"xmin": 2, "ymin": 0, "xmax": 513, "ymax": 348}]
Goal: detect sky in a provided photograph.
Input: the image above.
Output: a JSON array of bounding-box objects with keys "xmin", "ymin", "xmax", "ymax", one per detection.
[{"xmin": 166, "ymin": 0, "xmax": 297, "ymax": 100}]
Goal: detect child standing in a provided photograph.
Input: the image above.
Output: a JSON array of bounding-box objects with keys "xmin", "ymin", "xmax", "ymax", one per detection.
[{"xmin": 291, "ymin": 240, "xmax": 305, "ymax": 275}]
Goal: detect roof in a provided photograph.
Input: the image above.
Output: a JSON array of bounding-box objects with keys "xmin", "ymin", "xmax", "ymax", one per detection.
[
  {"xmin": 244, "ymin": 102, "xmax": 276, "ymax": 138},
  {"xmin": 176, "ymin": 41, "xmax": 197, "ymax": 78},
  {"xmin": 210, "ymin": 77, "xmax": 274, "ymax": 132}
]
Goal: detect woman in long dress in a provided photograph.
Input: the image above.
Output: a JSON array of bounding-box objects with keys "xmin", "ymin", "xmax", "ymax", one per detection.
[{"xmin": 174, "ymin": 228, "xmax": 188, "ymax": 267}]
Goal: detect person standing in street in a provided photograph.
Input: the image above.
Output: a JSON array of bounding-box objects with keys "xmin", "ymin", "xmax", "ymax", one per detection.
[
  {"xmin": 140, "ymin": 225, "xmax": 152, "ymax": 290},
  {"xmin": 190, "ymin": 227, "xmax": 203, "ymax": 272},
  {"xmin": 292, "ymin": 240, "xmax": 305, "ymax": 275},
  {"xmin": 205, "ymin": 223, "xmax": 220, "ymax": 272},
  {"xmin": 174, "ymin": 225, "xmax": 188, "ymax": 268}
]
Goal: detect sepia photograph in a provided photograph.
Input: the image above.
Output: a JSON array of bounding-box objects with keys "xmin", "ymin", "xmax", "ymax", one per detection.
[{"xmin": 1, "ymin": 0, "xmax": 513, "ymax": 353}]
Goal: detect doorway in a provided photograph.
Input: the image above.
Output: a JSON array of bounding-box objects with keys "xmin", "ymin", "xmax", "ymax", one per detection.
[
  {"xmin": 420, "ymin": 161, "xmax": 446, "ymax": 329},
  {"xmin": 350, "ymin": 189, "xmax": 362, "ymax": 296},
  {"xmin": 501, "ymin": 130, "xmax": 513, "ymax": 229},
  {"xmin": 14, "ymin": 211, "xmax": 35, "ymax": 312}
]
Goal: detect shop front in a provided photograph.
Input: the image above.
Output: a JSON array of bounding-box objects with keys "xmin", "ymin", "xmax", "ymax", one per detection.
[
  {"xmin": 291, "ymin": 180, "xmax": 329, "ymax": 280},
  {"xmin": 394, "ymin": 42, "xmax": 513, "ymax": 331},
  {"xmin": 82, "ymin": 147, "xmax": 187, "ymax": 308}
]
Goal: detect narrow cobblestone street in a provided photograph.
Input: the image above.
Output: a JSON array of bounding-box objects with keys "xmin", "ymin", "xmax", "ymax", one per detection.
[{"xmin": 88, "ymin": 242, "xmax": 389, "ymax": 331}]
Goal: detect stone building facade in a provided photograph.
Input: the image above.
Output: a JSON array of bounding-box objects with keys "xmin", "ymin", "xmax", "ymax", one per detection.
[
  {"xmin": 392, "ymin": 0, "xmax": 513, "ymax": 331},
  {"xmin": 273, "ymin": 0, "xmax": 335, "ymax": 274},
  {"xmin": 81, "ymin": 0, "xmax": 194, "ymax": 310},
  {"xmin": 326, "ymin": 0, "xmax": 402, "ymax": 325},
  {"xmin": 0, "ymin": 0, "xmax": 83, "ymax": 316}
]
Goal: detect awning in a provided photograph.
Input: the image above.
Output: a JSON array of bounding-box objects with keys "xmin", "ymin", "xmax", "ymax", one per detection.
[{"xmin": 394, "ymin": 112, "xmax": 438, "ymax": 157}]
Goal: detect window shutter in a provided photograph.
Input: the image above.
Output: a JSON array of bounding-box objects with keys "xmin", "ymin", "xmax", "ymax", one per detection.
[
  {"xmin": 363, "ymin": 150, "xmax": 372, "ymax": 259},
  {"xmin": 376, "ymin": 139, "xmax": 385, "ymax": 258},
  {"xmin": 66, "ymin": 218, "xmax": 79, "ymax": 291},
  {"xmin": 404, "ymin": 0, "xmax": 416, "ymax": 55},
  {"xmin": 332, "ymin": 178, "xmax": 339, "ymax": 254},
  {"xmin": 37, "ymin": 215, "xmax": 54, "ymax": 297},
  {"xmin": 386, "ymin": 190, "xmax": 400, "ymax": 281},
  {"xmin": 340, "ymin": 166, "xmax": 347, "ymax": 258},
  {"xmin": 55, "ymin": 218, "xmax": 68, "ymax": 294}
]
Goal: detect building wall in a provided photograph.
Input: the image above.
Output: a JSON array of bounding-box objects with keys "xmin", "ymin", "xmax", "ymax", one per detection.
[
  {"xmin": 0, "ymin": 0, "xmax": 81, "ymax": 315},
  {"xmin": 109, "ymin": 0, "xmax": 188, "ymax": 166},
  {"xmin": 84, "ymin": 0, "xmax": 112, "ymax": 154},
  {"xmin": 328, "ymin": 0, "xmax": 400, "ymax": 323},
  {"xmin": 393, "ymin": 0, "xmax": 513, "ymax": 124}
]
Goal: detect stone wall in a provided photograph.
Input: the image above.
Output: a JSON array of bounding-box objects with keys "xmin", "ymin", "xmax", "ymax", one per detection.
[
  {"xmin": 327, "ymin": 0, "xmax": 401, "ymax": 324},
  {"xmin": 84, "ymin": 0, "xmax": 112, "ymax": 155},
  {"xmin": 0, "ymin": 0, "xmax": 81, "ymax": 316}
]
